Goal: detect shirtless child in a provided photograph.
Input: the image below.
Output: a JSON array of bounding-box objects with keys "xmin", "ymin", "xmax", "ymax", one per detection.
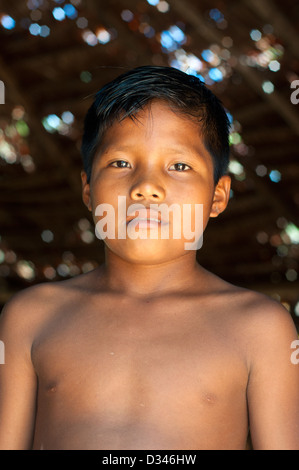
[{"xmin": 0, "ymin": 66, "xmax": 298, "ymax": 450}]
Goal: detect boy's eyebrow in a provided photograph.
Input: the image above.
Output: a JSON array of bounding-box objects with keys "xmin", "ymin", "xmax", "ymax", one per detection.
[
  {"xmin": 100, "ymin": 144, "xmax": 205, "ymax": 158},
  {"xmin": 100, "ymin": 145, "xmax": 135, "ymax": 155}
]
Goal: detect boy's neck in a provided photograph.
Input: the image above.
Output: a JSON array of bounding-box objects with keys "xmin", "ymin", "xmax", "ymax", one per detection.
[{"xmin": 98, "ymin": 247, "xmax": 203, "ymax": 300}]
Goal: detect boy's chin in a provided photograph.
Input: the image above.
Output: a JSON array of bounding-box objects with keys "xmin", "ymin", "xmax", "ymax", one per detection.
[{"xmin": 104, "ymin": 239, "xmax": 193, "ymax": 264}]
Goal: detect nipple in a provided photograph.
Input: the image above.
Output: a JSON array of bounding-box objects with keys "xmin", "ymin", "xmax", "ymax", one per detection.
[{"xmin": 46, "ymin": 382, "xmax": 57, "ymax": 393}]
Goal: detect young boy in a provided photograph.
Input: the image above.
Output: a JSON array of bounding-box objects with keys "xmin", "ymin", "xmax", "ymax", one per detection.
[{"xmin": 0, "ymin": 66, "xmax": 298, "ymax": 450}]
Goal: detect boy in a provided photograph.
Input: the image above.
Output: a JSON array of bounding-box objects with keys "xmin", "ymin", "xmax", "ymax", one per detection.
[{"xmin": 0, "ymin": 66, "xmax": 298, "ymax": 450}]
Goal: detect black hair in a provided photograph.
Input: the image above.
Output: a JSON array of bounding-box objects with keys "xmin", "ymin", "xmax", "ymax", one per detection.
[{"xmin": 81, "ymin": 65, "xmax": 230, "ymax": 184}]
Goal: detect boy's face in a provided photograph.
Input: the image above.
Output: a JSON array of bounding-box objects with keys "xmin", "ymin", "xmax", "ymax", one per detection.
[{"xmin": 81, "ymin": 100, "xmax": 231, "ymax": 264}]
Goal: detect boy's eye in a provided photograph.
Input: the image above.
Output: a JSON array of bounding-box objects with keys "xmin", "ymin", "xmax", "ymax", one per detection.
[
  {"xmin": 109, "ymin": 160, "xmax": 131, "ymax": 168},
  {"xmin": 169, "ymin": 162, "xmax": 191, "ymax": 171}
]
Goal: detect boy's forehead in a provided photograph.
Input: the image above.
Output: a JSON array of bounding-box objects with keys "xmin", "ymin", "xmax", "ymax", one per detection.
[{"xmin": 100, "ymin": 100, "xmax": 203, "ymax": 147}]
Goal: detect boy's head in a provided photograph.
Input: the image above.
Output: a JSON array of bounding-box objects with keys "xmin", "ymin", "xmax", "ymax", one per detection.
[{"xmin": 81, "ymin": 66, "xmax": 230, "ymax": 185}]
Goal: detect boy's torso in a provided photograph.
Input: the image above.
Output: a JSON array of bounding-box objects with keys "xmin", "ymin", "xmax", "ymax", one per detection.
[{"xmin": 30, "ymin": 270, "xmax": 251, "ymax": 450}]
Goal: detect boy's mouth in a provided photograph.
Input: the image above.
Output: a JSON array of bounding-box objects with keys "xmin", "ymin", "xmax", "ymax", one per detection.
[{"xmin": 126, "ymin": 208, "xmax": 167, "ymax": 226}]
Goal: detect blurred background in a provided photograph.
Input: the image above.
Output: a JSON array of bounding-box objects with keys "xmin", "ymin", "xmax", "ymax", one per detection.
[{"xmin": 0, "ymin": 0, "xmax": 298, "ymax": 330}]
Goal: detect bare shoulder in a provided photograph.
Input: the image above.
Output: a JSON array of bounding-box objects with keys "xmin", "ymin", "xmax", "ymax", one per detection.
[
  {"xmin": 204, "ymin": 270, "xmax": 297, "ymax": 341},
  {"xmin": 218, "ymin": 277, "xmax": 297, "ymax": 360},
  {"xmin": 241, "ymin": 288, "xmax": 298, "ymax": 358},
  {"xmin": 1, "ymin": 280, "xmax": 67, "ymax": 318},
  {"xmin": 204, "ymin": 272, "xmax": 298, "ymax": 372},
  {"xmin": 0, "ymin": 282, "xmax": 60, "ymax": 342},
  {"xmin": 230, "ymin": 284, "xmax": 296, "ymax": 337},
  {"xmin": 0, "ymin": 268, "xmax": 102, "ymax": 335}
]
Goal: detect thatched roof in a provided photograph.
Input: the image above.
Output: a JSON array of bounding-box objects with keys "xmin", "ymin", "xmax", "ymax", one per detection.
[{"xmin": 0, "ymin": 0, "xmax": 298, "ymax": 328}]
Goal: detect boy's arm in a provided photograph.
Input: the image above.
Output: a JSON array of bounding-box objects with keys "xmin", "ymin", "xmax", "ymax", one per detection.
[
  {"xmin": 247, "ymin": 301, "xmax": 299, "ymax": 450},
  {"xmin": 0, "ymin": 293, "xmax": 38, "ymax": 450}
]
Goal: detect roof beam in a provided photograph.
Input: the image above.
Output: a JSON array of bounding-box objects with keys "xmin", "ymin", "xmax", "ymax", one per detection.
[
  {"xmin": 242, "ymin": 0, "xmax": 299, "ymax": 61},
  {"xmin": 167, "ymin": 0, "xmax": 299, "ymax": 137},
  {"xmin": 0, "ymin": 56, "xmax": 81, "ymax": 196}
]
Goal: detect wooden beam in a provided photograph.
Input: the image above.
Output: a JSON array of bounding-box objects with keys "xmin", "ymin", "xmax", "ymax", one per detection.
[
  {"xmin": 0, "ymin": 56, "xmax": 81, "ymax": 196},
  {"xmin": 167, "ymin": 0, "xmax": 299, "ymax": 137},
  {"xmin": 241, "ymin": 126, "xmax": 293, "ymax": 144},
  {"xmin": 232, "ymin": 149, "xmax": 299, "ymax": 225},
  {"xmin": 0, "ymin": 169, "xmax": 66, "ymax": 190},
  {"xmin": 0, "ymin": 188, "xmax": 77, "ymax": 204},
  {"xmin": 242, "ymin": 0, "xmax": 299, "ymax": 61},
  {"xmin": 233, "ymin": 101, "xmax": 270, "ymax": 124},
  {"xmin": 88, "ymin": 0, "xmax": 159, "ymax": 67},
  {"xmin": 243, "ymin": 281, "xmax": 299, "ymax": 303},
  {"xmin": 254, "ymin": 144, "xmax": 299, "ymax": 161}
]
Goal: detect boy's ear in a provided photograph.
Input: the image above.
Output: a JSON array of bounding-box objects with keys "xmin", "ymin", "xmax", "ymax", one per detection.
[
  {"xmin": 81, "ymin": 170, "xmax": 92, "ymax": 212},
  {"xmin": 210, "ymin": 175, "xmax": 231, "ymax": 218}
]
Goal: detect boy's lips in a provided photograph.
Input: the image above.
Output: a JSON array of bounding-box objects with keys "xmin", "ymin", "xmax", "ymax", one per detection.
[{"xmin": 126, "ymin": 208, "xmax": 168, "ymax": 225}]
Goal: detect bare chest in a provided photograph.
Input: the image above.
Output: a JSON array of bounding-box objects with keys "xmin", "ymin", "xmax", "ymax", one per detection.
[{"xmin": 32, "ymin": 300, "xmax": 248, "ymax": 421}]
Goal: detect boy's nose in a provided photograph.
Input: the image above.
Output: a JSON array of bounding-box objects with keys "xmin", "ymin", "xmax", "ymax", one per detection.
[{"xmin": 130, "ymin": 177, "xmax": 165, "ymax": 201}]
